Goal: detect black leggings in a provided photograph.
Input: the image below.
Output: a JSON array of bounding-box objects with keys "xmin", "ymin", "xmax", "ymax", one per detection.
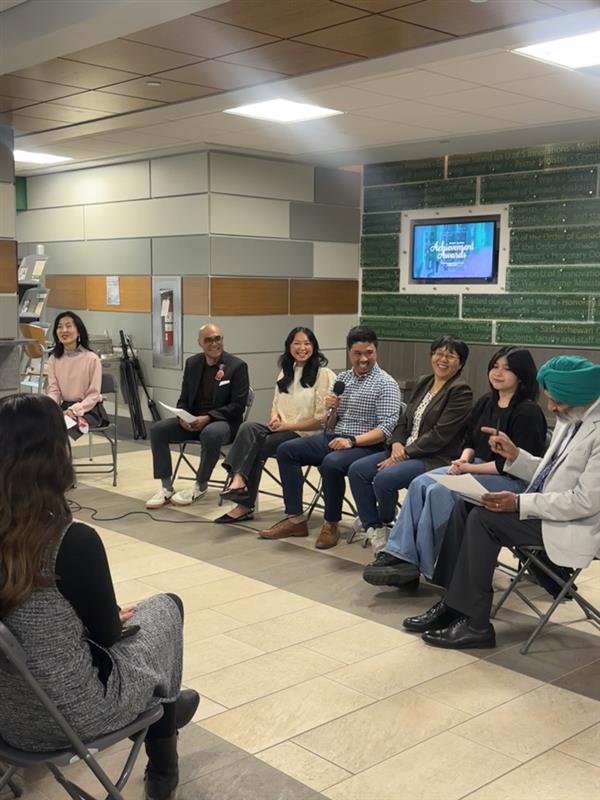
[{"xmin": 146, "ymin": 593, "xmax": 184, "ymax": 741}]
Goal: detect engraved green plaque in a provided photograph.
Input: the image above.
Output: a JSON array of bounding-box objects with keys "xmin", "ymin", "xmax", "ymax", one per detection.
[
  {"xmin": 510, "ymin": 226, "xmax": 600, "ymax": 265},
  {"xmin": 362, "ymin": 212, "xmax": 401, "ymax": 235},
  {"xmin": 364, "ymin": 184, "xmax": 425, "ymax": 212},
  {"xmin": 361, "ymin": 235, "xmax": 399, "ymax": 267},
  {"xmin": 544, "ymin": 141, "xmax": 600, "ymax": 169},
  {"xmin": 496, "ymin": 321, "xmax": 600, "ymax": 347},
  {"xmin": 463, "ymin": 294, "xmax": 590, "ymax": 321},
  {"xmin": 362, "ymin": 269, "xmax": 400, "ymax": 293},
  {"xmin": 448, "ymin": 146, "xmax": 547, "ymax": 178},
  {"xmin": 361, "ymin": 316, "xmax": 492, "ymax": 343},
  {"xmin": 362, "ymin": 294, "xmax": 458, "ymax": 317},
  {"xmin": 507, "ymin": 266, "xmax": 600, "ymax": 293},
  {"xmin": 481, "ymin": 168, "xmax": 597, "ymax": 204},
  {"xmin": 424, "ymin": 178, "xmax": 476, "ymax": 207},
  {"xmin": 509, "ymin": 199, "xmax": 600, "ymax": 228},
  {"xmin": 364, "ymin": 158, "xmax": 444, "ymax": 186}
]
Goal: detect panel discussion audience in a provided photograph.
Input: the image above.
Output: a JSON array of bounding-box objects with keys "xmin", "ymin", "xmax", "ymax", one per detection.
[
  {"xmin": 402, "ymin": 355, "xmax": 600, "ymax": 650},
  {"xmin": 146, "ymin": 323, "xmax": 249, "ymax": 509},
  {"xmin": 215, "ymin": 327, "xmax": 335, "ymax": 524},
  {"xmin": 364, "ymin": 346, "xmax": 547, "ymax": 588},
  {"xmin": 259, "ymin": 325, "xmax": 400, "ymax": 549},
  {"xmin": 348, "ymin": 335, "xmax": 472, "ymax": 552},
  {"xmin": 0, "ymin": 395, "xmax": 199, "ymax": 800},
  {"xmin": 46, "ymin": 311, "xmax": 109, "ymax": 439}
]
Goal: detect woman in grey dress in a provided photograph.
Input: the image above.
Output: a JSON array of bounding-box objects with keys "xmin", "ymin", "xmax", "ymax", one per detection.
[{"xmin": 0, "ymin": 394, "xmax": 198, "ymax": 800}]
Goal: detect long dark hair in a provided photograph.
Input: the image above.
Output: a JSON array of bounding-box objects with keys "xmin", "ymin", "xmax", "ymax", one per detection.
[
  {"xmin": 277, "ymin": 327, "xmax": 328, "ymax": 393},
  {"xmin": 51, "ymin": 311, "xmax": 93, "ymax": 358},
  {"xmin": 0, "ymin": 395, "xmax": 74, "ymax": 618},
  {"xmin": 487, "ymin": 346, "xmax": 539, "ymax": 405}
]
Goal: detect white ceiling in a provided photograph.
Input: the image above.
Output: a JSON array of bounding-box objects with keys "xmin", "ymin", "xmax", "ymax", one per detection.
[{"xmin": 10, "ymin": 3, "xmax": 600, "ymax": 173}]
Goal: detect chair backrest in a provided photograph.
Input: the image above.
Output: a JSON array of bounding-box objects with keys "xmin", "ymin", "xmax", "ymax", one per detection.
[
  {"xmin": 0, "ymin": 621, "xmax": 27, "ymax": 676},
  {"xmin": 19, "ymin": 323, "xmax": 48, "ymax": 359},
  {"xmin": 100, "ymin": 372, "xmax": 117, "ymax": 395},
  {"xmin": 244, "ymin": 387, "xmax": 255, "ymax": 422}
]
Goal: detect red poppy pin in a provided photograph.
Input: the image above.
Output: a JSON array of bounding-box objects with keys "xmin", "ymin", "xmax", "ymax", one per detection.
[{"xmin": 215, "ymin": 363, "xmax": 225, "ymax": 381}]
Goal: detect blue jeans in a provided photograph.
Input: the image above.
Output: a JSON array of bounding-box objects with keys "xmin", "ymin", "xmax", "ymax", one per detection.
[
  {"xmin": 348, "ymin": 452, "xmax": 427, "ymax": 530},
  {"xmin": 276, "ymin": 434, "xmax": 386, "ymax": 522},
  {"xmin": 385, "ymin": 466, "xmax": 528, "ymax": 579}
]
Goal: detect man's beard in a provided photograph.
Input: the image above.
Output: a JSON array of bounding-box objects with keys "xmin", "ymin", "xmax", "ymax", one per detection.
[{"xmin": 555, "ymin": 407, "xmax": 587, "ymax": 424}]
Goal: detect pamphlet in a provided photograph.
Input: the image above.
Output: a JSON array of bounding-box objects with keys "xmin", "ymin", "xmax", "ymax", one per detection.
[
  {"xmin": 64, "ymin": 415, "xmax": 78, "ymax": 430},
  {"xmin": 158, "ymin": 402, "xmax": 196, "ymax": 424},
  {"xmin": 430, "ymin": 473, "xmax": 487, "ymax": 506}
]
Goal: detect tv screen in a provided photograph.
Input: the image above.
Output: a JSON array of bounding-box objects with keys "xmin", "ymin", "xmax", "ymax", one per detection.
[{"xmin": 411, "ymin": 216, "xmax": 499, "ymax": 283}]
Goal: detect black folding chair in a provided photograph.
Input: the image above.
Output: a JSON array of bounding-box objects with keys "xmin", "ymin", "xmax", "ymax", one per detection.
[
  {"xmin": 492, "ymin": 545, "xmax": 600, "ymax": 654},
  {"xmin": 73, "ymin": 374, "xmax": 119, "ymax": 487},
  {"xmin": 0, "ymin": 621, "xmax": 162, "ymax": 800}
]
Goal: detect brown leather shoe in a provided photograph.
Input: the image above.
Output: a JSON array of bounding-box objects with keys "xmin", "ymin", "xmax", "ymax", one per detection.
[
  {"xmin": 259, "ymin": 517, "xmax": 309, "ymax": 539},
  {"xmin": 315, "ymin": 521, "xmax": 340, "ymax": 549}
]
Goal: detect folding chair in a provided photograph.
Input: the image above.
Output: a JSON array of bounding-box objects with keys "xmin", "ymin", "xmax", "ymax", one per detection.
[
  {"xmin": 492, "ymin": 545, "xmax": 600, "ymax": 654},
  {"xmin": 73, "ymin": 374, "xmax": 119, "ymax": 487},
  {"xmin": 19, "ymin": 323, "xmax": 51, "ymax": 395},
  {"xmin": 256, "ymin": 459, "xmax": 352, "ymax": 520},
  {"xmin": 173, "ymin": 388, "xmax": 255, "ymax": 490},
  {"xmin": 0, "ymin": 621, "xmax": 162, "ymax": 800}
]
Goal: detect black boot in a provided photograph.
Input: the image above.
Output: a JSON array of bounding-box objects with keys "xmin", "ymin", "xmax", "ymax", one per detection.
[
  {"xmin": 175, "ymin": 688, "xmax": 200, "ymax": 730},
  {"xmin": 144, "ymin": 735, "xmax": 179, "ymax": 800}
]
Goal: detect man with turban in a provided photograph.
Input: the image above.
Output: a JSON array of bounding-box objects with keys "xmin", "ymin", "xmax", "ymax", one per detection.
[{"xmin": 402, "ymin": 355, "xmax": 600, "ymax": 650}]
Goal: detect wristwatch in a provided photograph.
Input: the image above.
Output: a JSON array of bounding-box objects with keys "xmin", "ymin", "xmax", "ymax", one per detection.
[{"xmin": 346, "ymin": 435, "xmax": 357, "ymax": 447}]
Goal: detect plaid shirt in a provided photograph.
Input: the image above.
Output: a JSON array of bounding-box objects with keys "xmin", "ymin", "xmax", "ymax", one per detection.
[{"xmin": 333, "ymin": 363, "xmax": 401, "ymax": 442}]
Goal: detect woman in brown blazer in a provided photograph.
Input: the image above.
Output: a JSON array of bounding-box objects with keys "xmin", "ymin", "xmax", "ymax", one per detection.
[{"xmin": 348, "ymin": 335, "xmax": 473, "ymax": 540}]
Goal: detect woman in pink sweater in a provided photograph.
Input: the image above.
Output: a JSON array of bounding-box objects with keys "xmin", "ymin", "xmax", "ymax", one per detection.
[{"xmin": 46, "ymin": 311, "xmax": 108, "ymax": 439}]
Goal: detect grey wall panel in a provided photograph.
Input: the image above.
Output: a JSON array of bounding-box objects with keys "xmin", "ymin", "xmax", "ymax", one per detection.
[
  {"xmin": 16, "ymin": 205, "xmax": 84, "ymax": 242},
  {"xmin": 0, "ymin": 295, "xmax": 17, "ymax": 338},
  {"xmin": 315, "ymin": 167, "xmax": 361, "ymax": 208},
  {"xmin": 27, "ymin": 162, "xmax": 150, "ymax": 209},
  {"xmin": 290, "ymin": 203, "xmax": 360, "ymax": 243},
  {"xmin": 0, "ymin": 126, "xmax": 14, "ymax": 183},
  {"xmin": 314, "ymin": 314, "xmax": 359, "ymax": 350},
  {"xmin": 210, "ymin": 194, "xmax": 289, "ymax": 238},
  {"xmin": 77, "ymin": 310, "xmax": 152, "ymax": 350},
  {"xmin": 0, "ymin": 184, "xmax": 16, "ymax": 238},
  {"xmin": 43, "ymin": 239, "xmax": 151, "ymax": 275},
  {"xmin": 152, "ymin": 235, "xmax": 209, "ymax": 275},
  {"xmin": 85, "ymin": 195, "xmax": 208, "ymax": 239},
  {"xmin": 151, "ymin": 387, "xmax": 182, "ymax": 410},
  {"xmin": 194, "ymin": 314, "xmax": 314, "ymax": 355},
  {"xmin": 237, "ymin": 352, "xmax": 280, "ymax": 392},
  {"xmin": 210, "ymin": 152, "xmax": 313, "ymax": 202},
  {"xmin": 322, "ymin": 348, "xmax": 347, "ymax": 373},
  {"xmin": 138, "ymin": 353, "xmax": 184, "ymax": 393},
  {"xmin": 313, "ymin": 242, "xmax": 359, "ymax": 279},
  {"xmin": 151, "ymin": 153, "xmax": 207, "ymax": 198},
  {"xmin": 246, "ymin": 388, "xmax": 272, "ymax": 424},
  {"xmin": 210, "ymin": 236, "xmax": 313, "ymax": 277}
]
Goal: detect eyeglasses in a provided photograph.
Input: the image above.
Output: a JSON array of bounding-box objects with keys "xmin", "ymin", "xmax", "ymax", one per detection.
[
  {"xmin": 433, "ymin": 349, "xmax": 459, "ymax": 361},
  {"xmin": 203, "ymin": 335, "xmax": 223, "ymax": 344}
]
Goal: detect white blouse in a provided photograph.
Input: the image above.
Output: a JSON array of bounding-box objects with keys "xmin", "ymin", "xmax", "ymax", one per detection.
[
  {"xmin": 406, "ymin": 391, "xmax": 435, "ymax": 446},
  {"xmin": 271, "ymin": 364, "xmax": 336, "ymax": 437}
]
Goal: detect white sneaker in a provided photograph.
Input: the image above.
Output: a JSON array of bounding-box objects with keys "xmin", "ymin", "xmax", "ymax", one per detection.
[
  {"xmin": 171, "ymin": 483, "xmax": 207, "ymax": 506},
  {"xmin": 367, "ymin": 526, "xmax": 390, "ymax": 555},
  {"xmin": 146, "ymin": 487, "xmax": 174, "ymax": 509}
]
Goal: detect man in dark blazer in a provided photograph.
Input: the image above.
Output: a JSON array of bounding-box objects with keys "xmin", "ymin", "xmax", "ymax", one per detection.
[{"xmin": 146, "ymin": 323, "xmax": 249, "ymax": 508}]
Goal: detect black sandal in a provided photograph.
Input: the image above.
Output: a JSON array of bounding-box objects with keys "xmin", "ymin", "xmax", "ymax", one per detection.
[{"xmin": 214, "ymin": 510, "xmax": 254, "ymax": 524}]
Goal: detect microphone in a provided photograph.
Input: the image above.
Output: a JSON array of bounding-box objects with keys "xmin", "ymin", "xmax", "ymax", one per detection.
[{"xmin": 326, "ymin": 381, "xmax": 346, "ymax": 430}]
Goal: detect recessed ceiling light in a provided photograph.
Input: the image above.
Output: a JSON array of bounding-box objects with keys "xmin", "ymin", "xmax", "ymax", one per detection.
[
  {"xmin": 13, "ymin": 150, "xmax": 72, "ymax": 164},
  {"xmin": 223, "ymin": 98, "xmax": 343, "ymax": 123},
  {"xmin": 146, "ymin": 80, "xmax": 162, "ymax": 87},
  {"xmin": 514, "ymin": 30, "xmax": 600, "ymax": 69}
]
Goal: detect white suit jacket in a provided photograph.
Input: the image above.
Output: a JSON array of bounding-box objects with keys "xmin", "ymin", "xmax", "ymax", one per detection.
[{"xmin": 506, "ymin": 398, "xmax": 600, "ymax": 568}]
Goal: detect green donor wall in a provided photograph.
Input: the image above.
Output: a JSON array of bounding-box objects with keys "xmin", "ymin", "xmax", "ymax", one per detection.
[{"xmin": 361, "ymin": 142, "xmax": 600, "ymax": 349}]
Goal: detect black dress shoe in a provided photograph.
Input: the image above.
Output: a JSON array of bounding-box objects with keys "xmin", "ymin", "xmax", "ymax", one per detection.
[
  {"xmin": 422, "ymin": 617, "xmax": 496, "ymax": 650},
  {"xmin": 175, "ymin": 688, "xmax": 200, "ymax": 729},
  {"xmin": 214, "ymin": 510, "xmax": 254, "ymax": 524},
  {"xmin": 403, "ymin": 600, "xmax": 459, "ymax": 633},
  {"xmin": 220, "ymin": 486, "xmax": 249, "ymax": 501},
  {"xmin": 363, "ymin": 551, "xmax": 420, "ymax": 587}
]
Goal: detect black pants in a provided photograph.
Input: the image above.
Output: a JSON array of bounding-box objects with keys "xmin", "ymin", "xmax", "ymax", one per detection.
[
  {"xmin": 439, "ymin": 505, "xmax": 543, "ymax": 628},
  {"xmin": 222, "ymin": 421, "xmax": 299, "ymax": 508},
  {"xmin": 146, "ymin": 593, "xmax": 184, "ymax": 741},
  {"xmin": 150, "ymin": 417, "xmax": 232, "ymax": 485}
]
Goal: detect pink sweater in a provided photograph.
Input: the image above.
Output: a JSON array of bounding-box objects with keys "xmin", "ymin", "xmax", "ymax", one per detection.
[{"xmin": 47, "ymin": 349, "xmax": 102, "ymax": 416}]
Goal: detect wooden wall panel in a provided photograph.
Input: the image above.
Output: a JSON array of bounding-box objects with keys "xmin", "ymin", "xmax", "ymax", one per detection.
[
  {"xmin": 0, "ymin": 238, "xmax": 17, "ymax": 293},
  {"xmin": 182, "ymin": 276, "xmax": 209, "ymax": 315},
  {"xmin": 46, "ymin": 275, "xmax": 87, "ymax": 309},
  {"xmin": 211, "ymin": 277, "xmax": 288, "ymax": 316},
  {"xmin": 85, "ymin": 275, "xmax": 151, "ymax": 312},
  {"xmin": 290, "ymin": 279, "xmax": 358, "ymax": 314}
]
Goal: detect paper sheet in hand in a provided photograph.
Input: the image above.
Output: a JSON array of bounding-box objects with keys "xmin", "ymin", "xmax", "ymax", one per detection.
[
  {"xmin": 430, "ymin": 473, "xmax": 487, "ymax": 506},
  {"xmin": 64, "ymin": 415, "xmax": 78, "ymax": 430},
  {"xmin": 159, "ymin": 402, "xmax": 196, "ymax": 424}
]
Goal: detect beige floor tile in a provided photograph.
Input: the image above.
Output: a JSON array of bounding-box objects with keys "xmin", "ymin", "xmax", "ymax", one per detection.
[
  {"xmin": 183, "ymin": 607, "xmax": 245, "ymax": 645},
  {"xmin": 109, "ymin": 548, "xmax": 198, "ymax": 583},
  {"xmin": 93, "ymin": 525, "xmax": 135, "ymax": 550},
  {"xmin": 327, "ymin": 640, "xmax": 475, "ymax": 700},
  {"xmin": 142, "ymin": 561, "xmax": 234, "ymax": 592},
  {"xmin": 467, "ymin": 749, "xmax": 600, "ymax": 799},
  {"xmin": 303, "ymin": 619, "xmax": 414, "ymax": 664},
  {"xmin": 453, "ymin": 683, "xmax": 600, "ymax": 762},
  {"xmin": 295, "ymin": 688, "xmax": 469, "ymax": 773},
  {"xmin": 322, "ymin": 731, "xmax": 518, "ymax": 800},
  {"xmin": 226, "ymin": 604, "xmax": 360, "ymax": 652},
  {"xmin": 189, "ymin": 644, "xmax": 342, "ymax": 707},
  {"xmin": 106, "ymin": 540, "xmax": 162, "ymax": 565},
  {"xmin": 113, "ymin": 579, "xmax": 162, "ymax": 605},
  {"xmin": 190, "ymin": 695, "xmax": 227, "ymax": 723},
  {"xmin": 256, "ymin": 741, "xmax": 352, "ymax": 792},
  {"xmin": 556, "ymin": 720, "xmax": 600, "ymax": 767},
  {"xmin": 415, "ymin": 660, "xmax": 543, "ymax": 716},
  {"xmin": 200, "ymin": 676, "xmax": 372, "ymax": 753},
  {"xmin": 176, "ymin": 575, "xmax": 272, "ymax": 612},
  {"xmin": 183, "ymin": 633, "xmax": 264, "ymax": 681},
  {"xmin": 213, "ymin": 588, "xmax": 316, "ymax": 623}
]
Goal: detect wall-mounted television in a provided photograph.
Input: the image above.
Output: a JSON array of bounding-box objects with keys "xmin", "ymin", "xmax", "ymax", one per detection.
[{"xmin": 410, "ymin": 215, "xmax": 500, "ymax": 284}]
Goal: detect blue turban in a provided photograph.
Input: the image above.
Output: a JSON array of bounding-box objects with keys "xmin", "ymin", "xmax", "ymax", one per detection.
[{"xmin": 537, "ymin": 356, "xmax": 600, "ymax": 406}]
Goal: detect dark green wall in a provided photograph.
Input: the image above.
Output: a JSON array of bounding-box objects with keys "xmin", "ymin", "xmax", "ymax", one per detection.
[{"xmin": 361, "ymin": 142, "xmax": 600, "ymax": 349}]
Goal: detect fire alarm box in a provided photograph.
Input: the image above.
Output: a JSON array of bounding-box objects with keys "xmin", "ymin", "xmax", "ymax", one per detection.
[{"xmin": 152, "ymin": 277, "xmax": 182, "ymax": 369}]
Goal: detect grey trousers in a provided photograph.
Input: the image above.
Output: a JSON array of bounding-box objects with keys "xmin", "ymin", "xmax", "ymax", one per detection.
[{"xmin": 150, "ymin": 417, "xmax": 232, "ymax": 484}]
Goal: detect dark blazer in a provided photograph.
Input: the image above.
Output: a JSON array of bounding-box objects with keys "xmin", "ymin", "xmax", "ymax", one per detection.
[
  {"xmin": 177, "ymin": 350, "xmax": 249, "ymax": 436},
  {"xmin": 391, "ymin": 373, "xmax": 473, "ymax": 469}
]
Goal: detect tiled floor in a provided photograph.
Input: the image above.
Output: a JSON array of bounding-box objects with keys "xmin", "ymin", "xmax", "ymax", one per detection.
[{"xmin": 6, "ymin": 436, "xmax": 600, "ymax": 799}]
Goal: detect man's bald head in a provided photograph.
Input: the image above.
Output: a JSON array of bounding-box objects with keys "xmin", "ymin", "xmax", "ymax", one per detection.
[{"xmin": 198, "ymin": 323, "xmax": 224, "ymax": 364}]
